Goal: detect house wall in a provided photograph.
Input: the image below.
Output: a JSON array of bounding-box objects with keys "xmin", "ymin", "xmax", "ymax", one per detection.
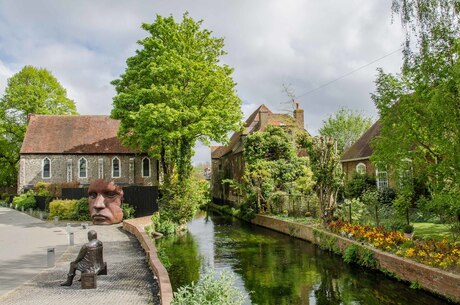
[
  {"xmin": 341, "ymin": 159, "xmax": 375, "ymax": 181},
  {"xmin": 211, "ymin": 152, "xmax": 244, "ymax": 204},
  {"xmin": 18, "ymin": 154, "xmax": 158, "ymax": 193}
]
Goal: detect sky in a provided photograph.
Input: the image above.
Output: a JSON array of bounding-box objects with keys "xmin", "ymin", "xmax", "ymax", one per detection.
[{"xmin": 0, "ymin": 0, "xmax": 405, "ymax": 164}]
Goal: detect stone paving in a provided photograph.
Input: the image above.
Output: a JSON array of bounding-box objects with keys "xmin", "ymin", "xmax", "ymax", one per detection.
[{"xmin": 0, "ymin": 209, "xmax": 160, "ymax": 305}]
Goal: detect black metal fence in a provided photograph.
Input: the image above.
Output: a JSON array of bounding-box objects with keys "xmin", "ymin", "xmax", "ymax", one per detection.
[{"xmin": 62, "ymin": 186, "xmax": 158, "ymax": 217}]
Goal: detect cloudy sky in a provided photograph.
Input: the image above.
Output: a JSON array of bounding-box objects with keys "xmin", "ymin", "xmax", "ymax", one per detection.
[{"xmin": 0, "ymin": 0, "xmax": 404, "ymax": 164}]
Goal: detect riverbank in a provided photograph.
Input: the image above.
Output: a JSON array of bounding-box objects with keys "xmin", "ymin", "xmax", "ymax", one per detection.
[{"xmin": 210, "ymin": 203, "xmax": 460, "ymax": 303}]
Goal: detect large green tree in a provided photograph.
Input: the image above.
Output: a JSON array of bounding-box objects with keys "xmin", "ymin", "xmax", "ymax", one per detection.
[
  {"xmin": 371, "ymin": 0, "xmax": 460, "ymax": 224},
  {"xmin": 0, "ymin": 65, "xmax": 77, "ymax": 187},
  {"xmin": 111, "ymin": 13, "xmax": 242, "ymax": 186},
  {"xmin": 319, "ymin": 107, "xmax": 372, "ymax": 154}
]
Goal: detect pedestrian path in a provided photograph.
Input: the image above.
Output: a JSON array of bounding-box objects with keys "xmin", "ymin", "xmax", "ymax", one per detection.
[{"xmin": 0, "ymin": 207, "xmax": 160, "ymax": 305}]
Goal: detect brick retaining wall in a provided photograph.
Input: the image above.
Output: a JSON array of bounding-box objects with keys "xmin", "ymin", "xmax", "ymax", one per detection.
[
  {"xmin": 252, "ymin": 214, "xmax": 460, "ymax": 303},
  {"xmin": 123, "ymin": 217, "xmax": 173, "ymax": 305}
]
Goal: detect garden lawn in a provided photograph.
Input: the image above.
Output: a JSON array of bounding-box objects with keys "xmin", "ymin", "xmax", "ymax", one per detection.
[{"xmin": 413, "ymin": 222, "xmax": 451, "ymax": 241}]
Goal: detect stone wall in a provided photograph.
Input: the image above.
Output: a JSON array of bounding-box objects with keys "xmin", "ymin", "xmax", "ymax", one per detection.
[
  {"xmin": 18, "ymin": 154, "xmax": 158, "ymax": 193},
  {"xmin": 252, "ymin": 214, "xmax": 460, "ymax": 303}
]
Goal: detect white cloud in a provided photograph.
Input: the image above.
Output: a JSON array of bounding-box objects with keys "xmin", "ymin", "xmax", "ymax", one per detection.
[{"xmin": 0, "ymin": 0, "xmax": 405, "ymax": 164}]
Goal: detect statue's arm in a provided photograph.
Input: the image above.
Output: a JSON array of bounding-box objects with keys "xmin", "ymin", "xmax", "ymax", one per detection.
[{"xmin": 73, "ymin": 245, "xmax": 88, "ymax": 263}]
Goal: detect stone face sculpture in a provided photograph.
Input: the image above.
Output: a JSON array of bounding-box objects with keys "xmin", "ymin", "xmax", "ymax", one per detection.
[
  {"xmin": 60, "ymin": 230, "xmax": 106, "ymax": 286},
  {"xmin": 88, "ymin": 179, "xmax": 124, "ymax": 225}
]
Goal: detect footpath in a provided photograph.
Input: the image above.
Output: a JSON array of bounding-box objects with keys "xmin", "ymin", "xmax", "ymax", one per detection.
[{"xmin": 0, "ymin": 207, "xmax": 160, "ymax": 305}]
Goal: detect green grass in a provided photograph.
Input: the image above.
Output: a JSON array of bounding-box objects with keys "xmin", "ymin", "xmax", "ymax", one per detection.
[{"xmin": 413, "ymin": 222, "xmax": 451, "ymax": 241}]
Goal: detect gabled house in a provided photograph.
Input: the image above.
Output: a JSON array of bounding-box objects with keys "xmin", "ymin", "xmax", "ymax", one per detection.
[
  {"xmin": 211, "ymin": 104, "xmax": 307, "ymax": 204},
  {"xmin": 18, "ymin": 115, "xmax": 158, "ymax": 193},
  {"xmin": 341, "ymin": 120, "xmax": 391, "ymax": 190}
]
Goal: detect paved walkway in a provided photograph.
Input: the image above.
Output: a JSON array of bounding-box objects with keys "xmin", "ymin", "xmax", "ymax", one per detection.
[{"xmin": 0, "ymin": 207, "xmax": 160, "ymax": 305}]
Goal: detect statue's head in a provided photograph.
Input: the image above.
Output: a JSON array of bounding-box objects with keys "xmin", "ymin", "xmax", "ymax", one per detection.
[
  {"xmin": 88, "ymin": 179, "xmax": 124, "ymax": 225},
  {"xmin": 87, "ymin": 230, "xmax": 97, "ymax": 241}
]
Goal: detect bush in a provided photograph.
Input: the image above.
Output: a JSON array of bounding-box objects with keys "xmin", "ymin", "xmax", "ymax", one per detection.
[
  {"xmin": 403, "ymin": 224, "xmax": 414, "ymax": 234},
  {"xmin": 34, "ymin": 182, "xmax": 51, "ymax": 196},
  {"xmin": 69, "ymin": 198, "xmax": 91, "ymax": 221},
  {"xmin": 151, "ymin": 212, "xmax": 177, "ymax": 236},
  {"xmin": 49, "ymin": 199, "xmax": 78, "ymax": 219},
  {"xmin": 172, "ymin": 270, "xmax": 246, "ymax": 305},
  {"xmin": 344, "ymin": 172, "xmax": 376, "ymax": 199},
  {"xmin": 1, "ymin": 192, "xmax": 10, "ymax": 201},
  {"xmin": 122, "ymin": 203, "xmax": 135, "ymax": 219},
  {"xmin": 13, "ymin": 191, "xmax": 37, "ymax": 210}
]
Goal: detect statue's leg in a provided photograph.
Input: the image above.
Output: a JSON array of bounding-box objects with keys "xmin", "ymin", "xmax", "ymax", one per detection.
[{"xmin": 60, "ymin": 262, "xmax": 77, "ymax": 286}]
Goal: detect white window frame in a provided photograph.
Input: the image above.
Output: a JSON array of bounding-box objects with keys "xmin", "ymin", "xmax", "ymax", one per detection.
[
  {"xmin": 112, "ymin": 157, "xmax": 121, "ymax": 178},
  {"xmin": 376, "ymin": 164, "xmax": 389, "ymax": 190},
  {"xmin": 78, "ymin": 157, "xmax": 87, "ymax": 178},
  {"xmin": 356, "ymin": 162, "xmax": 366, "ymax": 175},
  {"xmin": 142, "ymin": 157, "xmax": 151, "ymax": 177},
  {"xmin": 42, "ymin": 157, "xmax": 51, "ymax": 179},
  {"xmin": 98, "ymin": 158, "xmax": 104, "ymax": 179}
]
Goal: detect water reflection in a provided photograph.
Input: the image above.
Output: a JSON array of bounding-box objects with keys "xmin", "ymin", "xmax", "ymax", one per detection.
[{"xmin": 155, "ymin": 210, "xmax": 450, "ymax": 305}]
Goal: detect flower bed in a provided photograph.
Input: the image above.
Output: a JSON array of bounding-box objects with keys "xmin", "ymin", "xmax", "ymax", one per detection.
[{"xmin": 327, "ymin": 220, "xmax": 460, "ymax": 271}]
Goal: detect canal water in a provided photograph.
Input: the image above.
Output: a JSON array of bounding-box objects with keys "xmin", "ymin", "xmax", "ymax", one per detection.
[{"xmin": 156, "ymin": 210, "xmax": 450, "ymax": 305}]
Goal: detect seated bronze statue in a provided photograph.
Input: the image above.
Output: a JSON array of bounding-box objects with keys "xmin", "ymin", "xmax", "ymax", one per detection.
[{"xmin": 60, "ymin": 230, "xmax": 107, "ymax": 286}]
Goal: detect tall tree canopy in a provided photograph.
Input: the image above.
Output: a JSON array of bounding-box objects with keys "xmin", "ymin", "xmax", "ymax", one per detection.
[
  {"xmin": 0, "ymin": 65, "xmax": 77, "ymax": 187},
  {"xmin": 319, "ymin": 107, "xmax": 372, "ymax": 154},
  {"xmin": 111, "ymin": 13, "xmax": 242, "ymax": 185},
  {"xmin": 371, "ymin": 0, "xmax": 460, "ymax": 223}
]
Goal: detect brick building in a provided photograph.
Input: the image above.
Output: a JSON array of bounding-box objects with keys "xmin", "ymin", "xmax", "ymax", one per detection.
[
  {"xmin": 18, "ymin": 115, "xmax": 158, "ymax": 193},
  {"xmin": 341, "ymin": 120, "xmax": 392, "ymax": 190},
  {"xmin": 211, "ymin": 104, "xmax": 307, "ymax": 204}
]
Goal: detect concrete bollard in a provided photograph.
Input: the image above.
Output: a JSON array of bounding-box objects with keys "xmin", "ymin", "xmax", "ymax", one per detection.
[
  {"xmin": 21, "ymin": 206, "xmax": 24, "ymax": 212},
  {"xmin": 29, "ymin": 208, "xmax": 33, "ymax": 214},
  {"xmin": 54, "ymin": 216, "xmax": 59, "ymax": 225},
  {"xmin": 66, "ymin": 223, "xmax": 71, "ymax": 233},
  {"xmin": 47, "ymin": 248, "xmax": 55, "ymax": 267},
  {"xmin": 9, "ymin": 203, "xmax": 12, "ymax": 208},
  {"xmin": 39, "ymin": 212, "xmax": 44, "ymax": 220},
  {"xmin": 68, "ymin": 232, "xmax": 74, "ymax": 246}
]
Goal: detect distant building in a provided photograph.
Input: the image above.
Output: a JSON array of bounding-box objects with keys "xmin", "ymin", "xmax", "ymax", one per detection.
[
  {"xmin": 341, "ymin": 120, "xmax": 391, "ymax": 190},
  {"xmin": 18, "ymin": 115, "xmax": 158, "ymax": 193},
  {"xmin": 211, "ymin": 104, "xmax": 307, "ymax": 204}
]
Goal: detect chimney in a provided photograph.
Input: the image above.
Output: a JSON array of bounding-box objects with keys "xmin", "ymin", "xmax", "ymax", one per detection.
[
  {"xmin": 293, "ymin": 103, "xmax": 304, "ymax": 128},
  {"xmin": 259, "ymin": 107, "xmax": 269, "ymax": 130}
]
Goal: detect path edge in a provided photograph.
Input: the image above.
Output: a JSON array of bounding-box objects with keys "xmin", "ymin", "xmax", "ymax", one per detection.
[{"xmin": 123, "ymin": 217, "xmax": 173, "ymax": 305}]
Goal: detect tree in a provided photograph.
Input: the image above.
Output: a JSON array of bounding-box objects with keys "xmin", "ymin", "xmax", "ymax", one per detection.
[
  {"xmin": 111, "ymin": 13, "xmax": 242, "ymax": 187},
  {"xmin": 241, "ymin": 126, "xmax": 314, "ymax": 215},
  {"xmin": 0, "ymin": 65, "xmax": 77, "ymax": 186},
  {"xmin": 371, "ymin": 1, "xmax": 460, "ymax": 226},
  {"xmin": 298, "ymin": 134, "xmax": 342, "ymax": 224},
  {"xmin": 319, "ymin": 107, "xmax": 372, "ymax": 154}
]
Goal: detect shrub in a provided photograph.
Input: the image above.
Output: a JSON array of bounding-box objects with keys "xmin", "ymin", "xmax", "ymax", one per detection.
[
  {"xmin": 49, "ymin": 199, "xmax": 78, "ymax": 219},
  {"xmin": 172, "ymin": 270, "xmax": 246, "ymax": 305},
  {"xmin": 122, "ymin": 203, "xmax": 135, "ymax": 219},
  {"xmin": 151, "ymin": 212, "xmax": 176, "ymax": 236},
  {"xmin": 34, "ymin": 182, "xmax": 51, "ymax": 196},
  {"xmin": 344, "ymin": 172, "xmax": 376, "ymax": 199},
  {"xmin": 69, "ymin": 198, "xmax": 91, "ymax": 221},
  {"xmin": 1, "ymin": 193, "xmax": 10, "ymax": 201},
  {"xmin": 13, "ymin": 191, "xmax": 37, "ymax": 210},
  {"xmin": 403, "ymin": 224, "xmax": 414, "ymax": 234}
]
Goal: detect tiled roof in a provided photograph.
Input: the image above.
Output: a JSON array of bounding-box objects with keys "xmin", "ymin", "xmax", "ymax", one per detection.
[
  {"xmin": 341, "ymin": 120, "xmax": 381, "ymax": 161},
  {"xmin": 20, "ymin": 115, "xmax": 137, "ymax": 154},
  {"xmin": 211, "ymin": 104, "xmax": 303, "ymax": 159}
]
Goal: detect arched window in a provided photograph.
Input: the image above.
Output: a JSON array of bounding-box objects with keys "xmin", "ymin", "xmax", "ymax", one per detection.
[
  {"xmin": 79, "ymin": 158, "xmax": 87, "ymax": 178},
  {"xmin": 142, "ymin": 157, "xmax": 150, "ymax": 177},
  {"xmin": 42, "ymin": 157, "xmax": 51, "ymax": 179},
  {"xmin": 112, "ymin": 157, "xmax": 121, "ymax": 178},
  {"xmin": 356, "ymin": 163, "xmax": 366, "ymax": 175}
]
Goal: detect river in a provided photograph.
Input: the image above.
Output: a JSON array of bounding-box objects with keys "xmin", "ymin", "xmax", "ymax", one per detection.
[{"xmin": 155, "ymin": 210, "xmax": 450, "ymax": 305}]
